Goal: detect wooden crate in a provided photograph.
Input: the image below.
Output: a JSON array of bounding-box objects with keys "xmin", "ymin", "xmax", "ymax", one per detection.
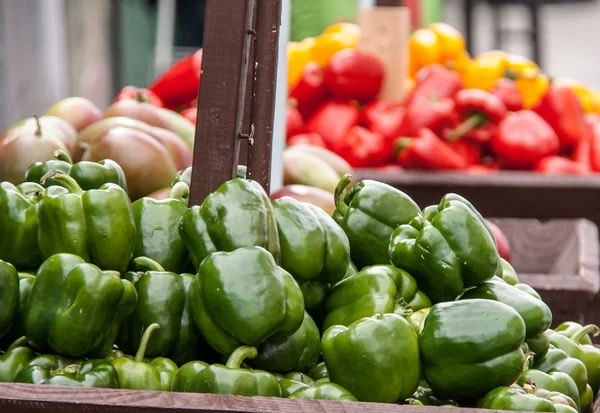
[
  {"xmin": 354, "ymin": 170, "xmax": 600, "ymax": 230},
  {"xmin": 489, "ymin": 218, "xmax": 600, "ymax": 327},
  {"xmin": 0, "ymin": 382, "xmax": 599, "ymax": 413}
]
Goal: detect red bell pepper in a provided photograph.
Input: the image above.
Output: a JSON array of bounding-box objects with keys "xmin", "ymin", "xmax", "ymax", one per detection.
[
  {"xmin": 305, "ymin": 100, "xmax": 360, "ymax": 150},
  {"xmin": 535, "ymin": 156, "xmax": 590, "ymax": 175},
  {"xmin": 369, "ymin": 105, "xmax": 406, "ymax": 161},
  {"xmin": 287, "ymin": 133, "xmax": 327, "ymax": 148},
  {"xmin": 290, "ymin": 62, "xmax": 329, "ymax": 120},
  {"xmin": 361, "ymin": 99, "xmax": 395, "ymax": 128},
  {"xmin": 149, "ymin": 49, "xmax": 203, "ymax": 108},
  {"xmin": 405, "ymin": 64, "xmax": 464, "ymax": 106},
  {"xmin": 333, "ymin": 126, "xmax": 387, "ymax": 167},
  {"xmin": 286, "ymin": 102, "xmax": 305, "ymax": 140},
  {"xmin": 115, "ymin": 86, "xmax": 165, "ymax": 108},
  {"xmin": 399, "ymin": 94, "xmax": 457, "ymax": 138},
  {"xmin": 396, "ymin": 128, "xmax": 468, "ymax": 170},
  {"xmin": 447, "ymin": 140, "xmax": 481, "ymax": 166},
  {"xmin": 180, "ymin": 107, "xmax": 197, "ymax": 125},
  {"xmin": 532, "ymin": 82, "xmax": 587, "ymax": 147},
  {"xmin": 490, "ymin": 110, "xmax": 560, "ymax": 169},
  {"xmin": 447, "ymin": 89, "xmax": 507, "ymax": 141},
  {"xmin": 490, "ymin": 78, "xmax": 523, "ymax": 112},
  {"xmin": 465, "ymin": 164, "xmax": 499, "ymax": 174},
  {"xmin": 582, "ymin": 114, "xmax": 600, "ymax": 172},
  {"xmin": 324, "ymin": 49, "xmax": 385, "ymax": 102},
  {"xmin": 461, "ymin": 123, "xmax": 498, "ymax": 144}
]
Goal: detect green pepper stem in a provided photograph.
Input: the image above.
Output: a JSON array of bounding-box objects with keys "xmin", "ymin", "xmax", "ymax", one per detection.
[
  {"xmin": 7, "ymin": 336, "xmax": 29, "ymax": 352},
  {"xmin": 237, "ymin": 165, "xmax": 247, "ymax": 179},
  {"xmin": 135, "ymin": 323, "xmax": 160, "ymax": 362},
  {"xmin": 168, "ymin": 181, "xmax": 190, "ymax": 203},
  {"xmin": 133, "ymin": 256, "xmax": 166, "ymax": 272},
  {"xmin": 42, "ymin": 171, "xmax": 83, "ymax": 195},
  {"xmin": 394, "ymin": 138, "xmax": 414, "ymax": 155},
  {"xmin": 393, "ymin": 298, "xmax": 414, "ymax": 317},
  {"xmin": 522, "ymin": 380, "xmax": 537, "ymax": 394},
  {"xmin": 522, "ymin": 352, "xmax": 535, "ymax": 372},
  {"xmin": 446, "ymin": 112, "xmax": 487, "ymax": 141},
  {"xmin": 34, "ymin": 115, "xmax": 42, "ymax": 137},
  {"xmin": 53, "ymin": 150, "xmax": 73, "ymax": 165},
  {"xmin": 334, "ymin": 174, "xmax": 353, "ymax": 216},
  {"xmin": 570, "ymin": 324, "xmax": 600, "ymax": 344},
  {"xmin": 64, "ymin": 364, "xmax": 79, "ymax": 374},
  {"xmin": 226, "ymin": 346, "xmax": 258, "ymax": 369}
]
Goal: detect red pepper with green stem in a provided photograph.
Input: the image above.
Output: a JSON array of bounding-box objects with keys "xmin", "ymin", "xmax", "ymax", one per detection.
[
  {"xmin": 149, "ymin": 49, "xmax": 203, "ymax": 108},
  {"xmin": 290, "ymin": 63, "xmax": 330, "ymax": 120},
  {"xmin": 405, "ymin": 64, "xmax": 464, "ymax": 106},
  {"xmin": 533, "ymin": 82, "xmax": 588, "ymax": 148},
  {"xmin": 447, "ymin": 89, "xmax": 508, "ymax": 141},
  {"xmin": 305, "ymin": 100, "xmax": 360, "ymax": 150},
  {"xmin": 333, "ymin": 126, "xmax": 387, "ymax": 168},
  {"xmin": 490, "ymin": 110, "xmax": 560, "ymax": 169},
  {"xmin": 395, "ymin": 128, "xmax": 468, "ymax": 170}
]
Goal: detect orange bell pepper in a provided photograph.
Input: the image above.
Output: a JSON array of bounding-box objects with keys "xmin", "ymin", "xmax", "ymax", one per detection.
[{"xmin": 288, "ymin": 42, "xmax": 313, "ymax": 90}]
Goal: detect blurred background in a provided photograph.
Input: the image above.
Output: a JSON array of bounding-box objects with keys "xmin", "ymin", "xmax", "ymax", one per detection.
[{"xmin": 2, "ymin": 0, "xmax": 598, "ymax": 131}]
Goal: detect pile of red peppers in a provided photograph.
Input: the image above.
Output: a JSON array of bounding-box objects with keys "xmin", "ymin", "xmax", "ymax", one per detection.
[{"xmin": 287, "ymin": 53, "xmax": 598, "ymax": 175}]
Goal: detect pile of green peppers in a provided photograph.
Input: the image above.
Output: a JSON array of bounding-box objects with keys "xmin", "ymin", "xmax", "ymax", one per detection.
[{"xmin": 1, "ymin": 162, "xmax": 599, "ymax": 413}]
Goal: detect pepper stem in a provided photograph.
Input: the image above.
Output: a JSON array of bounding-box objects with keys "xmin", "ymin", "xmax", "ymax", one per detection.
[
  {"xmin": 334, "ymin": 173, "xmax": 353, "ymax": 216},
  {"xmin": 34, "ymin": 115, "xmax": 42, "ymax": 137},
  {"xmin": 7, "ymin": 336, "xmax": 29, "ymax": 352},
  {"xmin": 64, "ymin": 364, "xmax": 79, "ymax": 374},
  {"xmin": 522, "ymin": 352, "xmax": 535, "ymax": 372},
  {"xmin": 393, "ymin": 298, "xmax": 414, "ymax": 317},
  {"xmin": 522, "ymin": 380, "xmax": 537, "ymax": 394},
  {"xmin": 53, "ymin": 149, "xmax": 73, "ymax": 165},
  {"xmin": 570, "ymin": 324, "xmax": 600, "ymax": 344},
  {"xmin": 135, "ymin": 323, "xmax": 160, "ymax": 362},
  {"xmin": 394, "ymin": 138, "xmax": 414, "ymax": 155},
  {"xmin": 168, "ymin": 181, "xmax": 190, "ymax": 203},
  {"xmin": 446, "ymin": 113, "xmax": 487, "ymax": 141},
  {"xmin": 41, "ymin": 171, "xmax": 83, "ymax": 195},
  {"xmin": 237, "ymin": 165, "xmax": 247, "ymax": 179},
  {"xmin": 225, "ymin": 345, "xmax": 258, "ymax": 369},
  {"xmin": 133, "ymin": 256, "xmax": 166, "ymax": 272}
]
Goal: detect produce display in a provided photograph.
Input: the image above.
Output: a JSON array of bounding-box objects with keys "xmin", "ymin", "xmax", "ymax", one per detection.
[
  {"xmin": 285, "ymin": 22, "xmax": 600, "ymax": 175},
  {"xmin": 1, "ymin": 147, "xmax": 599, "ymax": 412}
]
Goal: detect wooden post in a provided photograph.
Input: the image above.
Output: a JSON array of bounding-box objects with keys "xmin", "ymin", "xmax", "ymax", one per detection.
[{"xmin": 189, "ymin": 0, "xmax": 282, "ymax": 206}]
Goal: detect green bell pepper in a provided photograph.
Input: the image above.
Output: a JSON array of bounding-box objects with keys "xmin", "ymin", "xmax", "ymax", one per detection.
[
  {"xmin": 460, "ymin": 279, "xmax": 552, "ymax": 338},
  {"xmin": 170, "ymin": 345, "xmax": 281, "ymax": 396},
  {"xmin": 499, "ymin": 258, "xmax": 520, "ymax": 285},
  {"xmin": 419, "ymin": 299, "xmax": 526, "ymax": 400},
  {"xmin": 278, "ymin": 372, "xmax": 314, "ymax": 397},
  {"xmin": 23, "ymin": 254, "xmax": 137, "ymax": 357},
  {"xmin": 117, "ymin": 257, "xmax": 204, "ymax": 365},
  {"xmin": 189, "ymin": 246, "xmax": 304, "ymax": 356},
  {"xmin": 581, "ymin": 385, "xmax": 594, "ymax": 413},
  {"xmin": 409, "ymin": 381, "xmax": 458, "ymax": 406},
  {"xmin": 249, "ymin": 311, "xmax": 320, "ymax": 373},
  {"xmin": 37, "ymin": 172, "xmax": 136, "ymax": 272},
  {"xmin": 14, "ymin": 353, "xmax": 119, "ymax": 388},
  {"xmin": 556, "ymin": 323, "xmax": 592, "ymax": 345},
  {"xmin": 26, "ymin": 150, "xmax": 128, "ymax": 193},
  {"xmin": 171, "ymin": 167, "xmax": 192, "ymax": 188},
  {"xmin": 322, "ymin": 265, "xmax": 430, "ymax": 332},
  {"xmin": 0, "ymin": 272, "xmax": 36, "ymax": 348},
  {"xmin": 390, "ymin": 195, "xmax": 499, "ymax": 303},
  {"xmin": 0, "ymin": 260, "xmax": 18, "ymax": 339},
  {"xmin": 0, "ymin": 182, "xmax": 43, "ymax": 270},
  {"xmin": 322, "ymin": 313, "xmax": 421, "ymax": 403},
  {"xmin": 534, "ymin": 347, "xmax": 589, "ymax": 399},
  {"xmin": 179, "ymin": 178, "xmax": 280, "ymax": 270},
  {"xmin": 518, "ymin": 368, "xmax": 581, "ymax": 412},
  {"xmin": 547, "ymin": 326, "xmax": 600, "ymax": 395},
  {"xmin": 332, "ymin": 174, "xmax": 421, "ymax": 269},
  {"xmin": 272, "ymin": 197, "xmax": 350, "ymax": 312},
  {"xmin": 527, "ymin": 333, "xmax": 551, "ymax": 361},
  {"xmin": 0, "ymin": 336, "xmax": 36, "ymax": 382},
  {"xmin": 289, "ymin": 381, "xmax": 357, "ymax": 401},
  {"xmin": 111, "ymin": 323, "xmax": 178, "ymax": 391},
  {"xmin": 481, "ymin": 382, "xmax": 578, "ymax": 413},
  {"xmin": 308, "ymin": 361, "xmax": 328, "ymax": 381},
  {"xmin": 132, "ymin": 182, "xmax": 190, "ymax": 273}
]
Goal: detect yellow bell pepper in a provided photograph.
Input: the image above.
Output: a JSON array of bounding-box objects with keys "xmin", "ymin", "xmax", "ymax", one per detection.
[
  {"xmin": 462, "ymin": 50, "xmax": 508, "ymax": 91},
  {"xmin": 515, "ymin": 69, "xmax": 549, "ymax": 109},
  {"xmin": 505, "ymin": 54, "xmax": 539, "ymax": 77},
  {"xmin": 560, "ymin": 79, "xmax": 599, "ymax": 113},
  {"xmin": 311, "ymin": 31, "xmax": 358, "ymax": 66},
  {"xmin": 409, "ymin": 28, "xmax": 442, "ymax": 78},
  {"xmin": 323, "ymin": 22, "xmax": 361, "ymax": 38},
  {"xmin": 288, "ymin": 41, "xmax": 313, "ymax": 90},
  {"xmin": 429, "ymin": 22, "xmax": 466, "ymax": 62}
]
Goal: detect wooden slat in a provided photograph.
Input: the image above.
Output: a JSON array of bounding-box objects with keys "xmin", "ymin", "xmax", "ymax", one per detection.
[
  {"xmin": 246, "ymin": 0, "xmax": 282, "ymax": 192},
  {"xmin": 188, "ymin": 0, "xmax": 252, "ymax": 205}
]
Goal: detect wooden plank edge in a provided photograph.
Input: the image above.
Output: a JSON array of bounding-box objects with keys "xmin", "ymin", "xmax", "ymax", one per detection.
[
  {"xmin": 519, "ymin": 273, "xmax": 599, "ymax": 294},
  {"xmin": 577, "ymin": 219, "xmax": 600, "ymax": 289}
]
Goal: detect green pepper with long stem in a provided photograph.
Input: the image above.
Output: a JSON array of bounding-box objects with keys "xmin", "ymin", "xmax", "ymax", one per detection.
[
  {"xmin": 169, "ymin": 345, "xmax": 281, "ymax": 396},
  {"xmin": 0, "ymin": 336, "xmax": 36, "ymax": 382},
  {"xmin": 0, "ymin": 182, "xmax": 43, "ymax": 270},
  {"xmin": 132, "ymin": 182, "xmax": 190, "ymax": 273},
  {"xmin": 14, "ymin": 353, "xmax": 119, "ymax": 388},
  {"xmin": 37, "ymin": 171, "xmax": 136, "ymax": 272},
  {"xmin": 111, "ymin": 323, "xmax": 178, "ymax": 391},
  {"xmin": 556, "ymin": 323, "xmax": 592, "ymax": 345},
  {"xmin": 332, "ymin": 174, "xmax": 421, "ymax": 269}
]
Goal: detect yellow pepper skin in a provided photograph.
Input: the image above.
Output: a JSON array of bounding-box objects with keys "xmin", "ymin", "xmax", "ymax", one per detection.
[
  {"xmin": 288, "ymin": 42, "xmax": 313, "ymax": 90},
  {"xmin": 515, "ymin": 70, "xmax": 549, "ymax": 109},
  {"xmin": 462, "ymin": 51, "xmax": 508, "ymax": 91},
  {"xmin": 430, "ymin": 23, "xmax": 465, "ymax": 62},
  {"xmin": 311, "ymin": 24, "xmax": 359, "ymax": 67},
  {"xmin": 409, "ymin": 28, "xmax": 442, "ymax": 78}
]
